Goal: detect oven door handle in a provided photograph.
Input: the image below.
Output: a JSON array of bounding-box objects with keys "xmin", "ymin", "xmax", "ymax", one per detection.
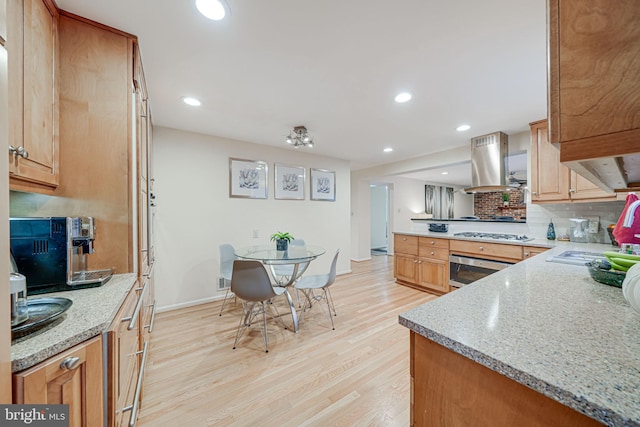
[{"xmin": 449, "ymin": 255, "xmax": 514, "ymax": 271}]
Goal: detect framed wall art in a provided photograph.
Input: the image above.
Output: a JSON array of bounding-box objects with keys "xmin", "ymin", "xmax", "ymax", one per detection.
[
  {"xmin": 310, "ymin": 168, "xmax": 336, "ymax": 201},
  {"xmin": 275, "ymin": 164, "xmax": 305, "ymax": 200},
  {"xmin": 229, "ymin": 158, "xmax": 268, "ymax": 199}
]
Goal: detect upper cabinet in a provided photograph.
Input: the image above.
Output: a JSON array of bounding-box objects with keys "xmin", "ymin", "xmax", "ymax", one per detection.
[
  {"xmin": 8, "ymin": 0, "xmax": 59, "ymax": 191},
  {"xmin": 530, "ymin": 119, "xmax": 615, "ymax": 203},
  {"xmin": 547, "ymin": 0, "xmax": 640, "ymax": 191}
]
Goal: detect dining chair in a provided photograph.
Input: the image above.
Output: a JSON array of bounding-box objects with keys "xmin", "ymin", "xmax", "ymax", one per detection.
[
  {"xmin": 230, "ymin": 260, "xmax": 287, "ymax": 352},
  {"xmin": 294, "ymin": 249, "xmax": 340, "ymax": 330},
  {"xmin": 218, "ymin": 244, "xmax": 237, "ymax": 316}
]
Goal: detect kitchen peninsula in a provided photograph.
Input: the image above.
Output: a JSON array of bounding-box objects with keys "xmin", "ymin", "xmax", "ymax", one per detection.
[{"xmin": 399, "ymin": 243, "xmax": 640, "ymax": 426}]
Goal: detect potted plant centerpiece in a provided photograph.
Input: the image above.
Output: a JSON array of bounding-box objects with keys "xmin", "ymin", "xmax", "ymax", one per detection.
[
  {"xmin": 502, "ymin": 192, "xmax": 510, "ymax": 207},
  {"xmin": 271, "ymin": 231, "xmax": 294, "ymax": 251}
]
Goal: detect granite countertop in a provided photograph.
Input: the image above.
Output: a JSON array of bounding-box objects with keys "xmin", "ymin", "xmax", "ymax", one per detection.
[
  {"xmin": 11, "ymin": 273, "xmax": 137, "ymax": 372},
  {"xmin": 399, "ymin": 242, "xmax": 640, "ymax": 427}
]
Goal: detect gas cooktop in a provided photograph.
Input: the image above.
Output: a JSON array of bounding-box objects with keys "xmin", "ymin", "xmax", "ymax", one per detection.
[{"xmin": 453, "ymin": 232, "xmax": 533, "ymax": 242}]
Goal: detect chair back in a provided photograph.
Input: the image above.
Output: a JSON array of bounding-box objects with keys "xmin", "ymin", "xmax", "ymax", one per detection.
[
  {"xmin": 219, "ymin": 244, "xmax": 236, "ymax": 281},
  {"xmin": 326, "ymin": 249, "xmax": 340, "ymax": 288},
  {"xmin": 230, "ymin": 260, "xmax": 276, "ymax": 302}
]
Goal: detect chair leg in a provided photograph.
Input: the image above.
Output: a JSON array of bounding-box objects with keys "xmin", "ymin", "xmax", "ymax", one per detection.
[
  {"xmin": 232, "ymin": 301, "xmax": 253, "ymax": 349},
  {"xmin": 219, "ymin": 287, "xmax": 232, "ymax": 316},
  {"xmin": 326, "ymin": 288, "xmax": 337, "ymax": 317},
  {"xmin": 261, "ymin": 302, "xmax": 269, "ymax": 352},
  {"xmin": 323, "ymin": 288, "xmax": 335, "ymax": 330}
]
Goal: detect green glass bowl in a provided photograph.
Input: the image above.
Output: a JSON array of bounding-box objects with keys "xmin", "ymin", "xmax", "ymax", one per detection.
[{"xmin": 586, "ymin": 262, "xmax": 626, "ymax": 288}]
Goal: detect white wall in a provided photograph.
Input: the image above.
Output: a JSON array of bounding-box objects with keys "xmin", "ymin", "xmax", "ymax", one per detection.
[{"xmin": 153, "ymin": 126, "xmax": 352, "ymax": 311}]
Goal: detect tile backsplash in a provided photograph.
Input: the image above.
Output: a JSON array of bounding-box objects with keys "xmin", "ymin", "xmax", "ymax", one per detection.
[{"xmin": 522, "ymin": 201, "xmax": 625, "ymax": 243}]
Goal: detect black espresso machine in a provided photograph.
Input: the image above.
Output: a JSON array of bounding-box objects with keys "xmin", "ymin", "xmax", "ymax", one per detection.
[{"xmin": 10, "ymin": 217, "xmax": 113, "ymax": 295}]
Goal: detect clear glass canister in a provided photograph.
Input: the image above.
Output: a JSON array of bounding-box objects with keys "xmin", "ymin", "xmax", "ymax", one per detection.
[{"xmin": 10, "ymin": 272, "xmax": 29, "ymax": 327}]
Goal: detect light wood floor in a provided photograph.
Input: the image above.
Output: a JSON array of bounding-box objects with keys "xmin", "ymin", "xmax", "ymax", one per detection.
[{"xmin": 137, "ymin": 256, "xmax": 437, "ymax": 427}]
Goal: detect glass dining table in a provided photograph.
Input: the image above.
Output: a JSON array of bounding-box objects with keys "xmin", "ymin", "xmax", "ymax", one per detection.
[{"xmin": 234, "ymin": 244, "xmax": 326, "ymax": 333}]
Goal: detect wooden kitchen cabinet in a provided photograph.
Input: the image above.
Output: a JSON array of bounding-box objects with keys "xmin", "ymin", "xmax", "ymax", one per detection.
[
  {"xmin": 523, "ymin": 246, "xmax": 550, "ymax": 259},
  {"xmin": 394, "ymin": 234, "xmax": 450, "ymax": 295},
  {"xmin": 449, "ymin": 239, "xmax": 523, "ymax": 263},
  {"xmin": 410, "ymin": 332, "xmax": 604, "ymax": 426},
  {"xmin": 548, "ymin": 0, "xmax": 640, "ymax": 148},
  {"xmin": 548, "ymin": 0, "xmax": 640, "ymax": 191},
  {"xmin": 13, "ymin": 335, "xmax": 104, "ymax": 427},
  {"xmin": 529, "ymin": 120, "xmax": 615, "ymax": 203},
  {"xmin": 105, "ymin": 281, "xmax": 145, "ymax": 427},
  {"xmin": 7, "ymin": 0, "xmax": 59, "ymax": 191}
]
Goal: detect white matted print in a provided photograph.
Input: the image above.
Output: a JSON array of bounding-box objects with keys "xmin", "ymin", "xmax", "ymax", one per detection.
[
  {"xmin": 275, "ymin": 164, "xmax": 305, "ymax": 200},
  {"xmin": 310, "ymin": 168, "xmax": 336, "ymax": 201},
  {"xmin": 229, "ymin": 158, "xmax": 268, "ymax": 199}
]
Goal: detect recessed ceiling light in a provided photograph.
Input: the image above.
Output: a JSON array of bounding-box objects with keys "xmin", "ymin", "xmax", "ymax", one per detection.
[
  {"xmin": 182, "ymin": 96, "xmax": 201, "ymax": 106},
  {"xmin": 394, "ymin": 92, "xmax": 412, "ymax": 103},
  {"xmin": 383, "ymin": 147, "xmax": 393, "ymax": 153},
  {"xmin": 456, "ymin": 124, "xmax": 471, "ymax": 132},
  {"xmin": 195, "ymin": 0, "xmax": 228, "ymax": 21},
  {"xmin": 441, "ymin": 171, "xmax": 449, "ymax": 175}
]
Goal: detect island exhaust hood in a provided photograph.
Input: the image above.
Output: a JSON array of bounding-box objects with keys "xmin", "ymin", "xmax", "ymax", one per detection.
[{"xmin": 464, "ymin": 131, "xmax": 513, "ymax": 193}]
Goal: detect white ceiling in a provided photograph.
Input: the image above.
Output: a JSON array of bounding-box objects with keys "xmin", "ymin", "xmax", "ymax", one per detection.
[{"xmin": 55, "ymin": 0, "xmax": 547, "ymax": 181}]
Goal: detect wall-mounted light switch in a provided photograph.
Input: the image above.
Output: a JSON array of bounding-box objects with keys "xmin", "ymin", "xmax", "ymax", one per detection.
[{"xmin": 587, "ymin": 217, "xmax": 600, "ymax": 234}]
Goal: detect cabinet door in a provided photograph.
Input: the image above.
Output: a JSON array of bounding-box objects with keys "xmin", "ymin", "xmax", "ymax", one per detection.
[
  {"xmin": 13, "ymin": 335, "xmax": 103, "ymax": 427},
  {"xmin": 549, "ymin": 0, "xmax": 640, "ymax": 144},
  {"xmin": 9, "ymin": 0, "xmax": 59, "ymax": 188},
  {"xmin": 417, "ymin": 258, "xmax": 449, "ymax": 293},
  {"xmin": 523, "ymin": 246, "xmax": 549, "ymax": 259},
  {"xmin": 394, "ymin": 253, "xmax": 417, "ymax": 283},
  {"xmin": 569, "ymin": 172, "xmax": 616, "ymax": 201},
  {"xmin": 106, "ymin": 284, "xmax": 140, "ymax": 427},
  {"xmin": 529, "ymin": 120, "xmax": 570, "ymax": 202}
]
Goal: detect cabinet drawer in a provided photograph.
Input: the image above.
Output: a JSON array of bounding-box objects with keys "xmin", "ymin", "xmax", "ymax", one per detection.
[
  {"xmin": 450, "ymin": 240, "xmax": 523, "ymax": 261},
  {"xmin": 418, "ymin": 247, "xmax": 449, "ymax": 261},
  {"xmin": 418, "ymin": 237, "xmax": 449, "ymax": 251},
  {"xmin": 395, "ymin": 234, "xmax": 418, "ymax": 256}
]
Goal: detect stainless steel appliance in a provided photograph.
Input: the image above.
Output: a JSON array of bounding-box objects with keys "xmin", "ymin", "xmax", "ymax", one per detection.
[
  {"xmin": 546, "ymin": 250, "xmax": 605, "ymax": 266},
  {"xmin": 9, "ymin": 217, "xmax": 113, "ymax": 295},
  {"xmin": 569, "ymin": 218, "xmax": 589, "ymax": 243},
  {"xmin": 464, "ymin": 131, "xmax": 513, "ymax": 193},
  {"xmin": 449, "ymin": 255, "xmax": 514, "ymax": 288},
  {"xmin": 453, "ymin": 232, "xmax": 533, "ymax": 242}
]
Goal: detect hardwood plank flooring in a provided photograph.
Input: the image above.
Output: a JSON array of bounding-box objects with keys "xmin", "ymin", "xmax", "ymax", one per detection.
[{"xmin": 137, "ymin": 256, "xmax": 437, "ymax": 427}]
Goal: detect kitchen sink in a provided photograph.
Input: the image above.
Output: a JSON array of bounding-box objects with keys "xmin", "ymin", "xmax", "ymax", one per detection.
[{"xmin": 546, "ymin": 250, "xmax": 605, "ymax": 266}]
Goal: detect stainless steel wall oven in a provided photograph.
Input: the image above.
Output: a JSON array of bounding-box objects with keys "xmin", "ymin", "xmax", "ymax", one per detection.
[{"xmin": 449, "ymin": 254, "xmax": 513, "ymax": 288}]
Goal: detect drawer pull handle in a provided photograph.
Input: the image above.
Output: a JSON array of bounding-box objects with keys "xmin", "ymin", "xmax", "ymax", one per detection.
[
  {"xmin": 144, "ymin": 300, "xmax": 156, "ymax": 333},
  {"xmin": 123, "ymin": 281, "xmax": 148, "ymax": 330},
  {"xmin": 402, "ymin": 238, "xmax": 407, "ymax": 241},
  {"xmin": 60, "ymin": 356, "xmax": 81, "ymax": 371},
  {"xmin": 524, "ymin": 252, "xmax": 530, "ymax": 257},
  {"xmin": 122, "ymin": 341, "xmax": 149, "ymax": 427},
  {"xmin": 479, "ymin": 246, "xmax": 484, "ymax": 251},
  {"xmin": 430, "ymin": 241, "xmax": 435, "ymax": 245},
  {"xmin": 9, "ymin": 145, "xmax": 29, "ymax": 159},
  {"xmin": 431, "ymin": 251, "xmax": 435, "ymax": 255}
]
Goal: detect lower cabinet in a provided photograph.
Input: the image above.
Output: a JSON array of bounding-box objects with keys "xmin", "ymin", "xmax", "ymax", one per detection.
[
  {"xmin": 13, "ymin": 335, "xmax": 104, "ymax": 427},
  {"xmin": 106, "ymin": 279, "xmax": 152, "ymax": 427},
  {"xmin": 394, "ymin": 235, "xmax": 450, "ymax": 295},
  {"xmin": 410, "ymin": 332, "xmax": 603, "ymax": 426},
  {"xmin": 523, "ymin": 246, "xmax": 550, "ymax": 259}
]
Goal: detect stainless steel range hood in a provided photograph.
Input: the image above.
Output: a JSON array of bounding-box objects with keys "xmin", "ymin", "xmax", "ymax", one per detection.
[{"xmin": 464, "ymin": 131, "xmax": 513, "ymax": 193}]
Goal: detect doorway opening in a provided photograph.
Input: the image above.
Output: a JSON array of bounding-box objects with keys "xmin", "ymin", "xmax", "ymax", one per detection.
[{"xmin": 370, "ymin": 184, "xmax": 389, "ymax": 256}]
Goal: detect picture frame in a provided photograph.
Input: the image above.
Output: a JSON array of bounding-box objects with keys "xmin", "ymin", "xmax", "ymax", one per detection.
[
  {"xmin": 275, "ymin": 164, "xmax": 305, "ymax": 200},
  {"xmin": 310, "ymin": 168, "xmax": 336, "ymax": 201},
  {"xmin": 229, "ymin": 158, "xmax": 268, "ymax": 199}
]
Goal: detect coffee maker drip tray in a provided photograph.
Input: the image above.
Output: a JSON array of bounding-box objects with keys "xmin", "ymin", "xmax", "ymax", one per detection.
[{"xmin": 69, "ymin": 268, "xmax": 113, "ymax": 286}]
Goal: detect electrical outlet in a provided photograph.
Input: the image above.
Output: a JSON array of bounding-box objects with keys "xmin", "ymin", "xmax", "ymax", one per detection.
[
  {"xmin": 587, "ymin": 216, "xmax": 600, "ymax": 234},
  {"xmin": 252, "ymin": 229, "xmax": 260, "ymax": 238}
]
